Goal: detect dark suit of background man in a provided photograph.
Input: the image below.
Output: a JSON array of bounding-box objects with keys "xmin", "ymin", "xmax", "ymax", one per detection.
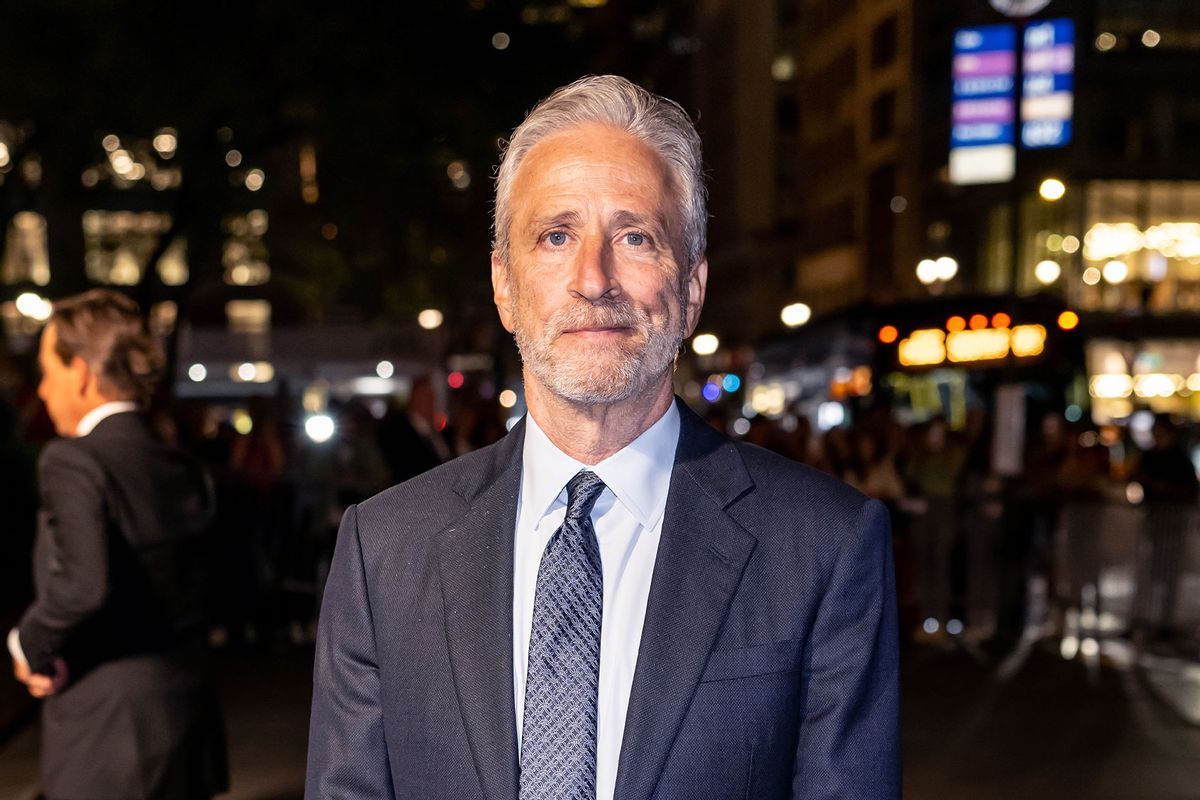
[
  {"xmin": 8, "ymin": 289, "xmax": 227, "ymax": 800},
  {"xmin": 307, "ymin": 75, "xmax": 900, "ymax": 800}
]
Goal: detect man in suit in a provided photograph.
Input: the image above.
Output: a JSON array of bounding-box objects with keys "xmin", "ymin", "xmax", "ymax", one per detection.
[
  {"xmin": 307, "ymin": 75, "xmax": 899, "ymax": 799},
  {"xmin": 9, "ymin": 289, "xmax": 227, "ymax": 800}
]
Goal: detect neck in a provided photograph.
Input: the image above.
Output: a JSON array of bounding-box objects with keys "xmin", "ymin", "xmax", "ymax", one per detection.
[{"xmin": 524, "ymin": 372, "xmax": 675, "ymax": 465}]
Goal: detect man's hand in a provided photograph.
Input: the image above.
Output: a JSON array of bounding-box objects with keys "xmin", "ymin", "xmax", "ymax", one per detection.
[
  {"xmin": 12, "ymin": 655, "xmax": 31, "ymax": 685},
  {"xmin": 14, "ymin": 657, "xmax": 68, "ymax": 699}
]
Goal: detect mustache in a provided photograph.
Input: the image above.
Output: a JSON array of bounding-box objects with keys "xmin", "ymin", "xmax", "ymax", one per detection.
[{"xmin": 547, "ymin": 300, "xmax": 647, "ymax": 336}]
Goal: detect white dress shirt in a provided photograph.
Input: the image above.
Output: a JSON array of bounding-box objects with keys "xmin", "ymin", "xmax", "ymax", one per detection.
[
  {"xmin": 76, "ymin": 401, "xmax": 138, "ymax": 437},
  {"xmin": 513, "ymin": 403, "xmax": 679, "ymax": 800},
  {"xmin": 7, "ymin": 401, "xmax": 138, "ymax": 669}
]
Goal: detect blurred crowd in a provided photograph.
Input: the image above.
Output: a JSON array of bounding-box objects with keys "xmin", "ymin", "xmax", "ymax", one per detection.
[
  {"xmin": 727, "ymin": 403, "xmax": 1198, "ymax": 655},
  {"xmin": 3, "ymin": 366, "xmax": 1198, "ymax": 659},
  {"xmin": 0, "ymin": 372, "xmax": 511, "ymax": 651}
]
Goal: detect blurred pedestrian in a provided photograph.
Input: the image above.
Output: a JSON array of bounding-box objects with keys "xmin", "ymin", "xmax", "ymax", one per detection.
[
  {"xmin": 377, "ymin": 376, "xmax": 451, "ymax": 483},
  {"xmin": 845, "ymin": 428, "xmax": 905, "ymax": 504},
  {"xmin": 998, "ymin": 411, "xmax": 1069, "ymax": 644},
  {"xmin": 960, "ymin": 408, "xmax": 1003, "ymax": 643},
  {"xmin": 904, "ymin": 417, "xmax": 966, "ymax": 641},
  {"xmin": 1132, "ymin": 414, "xmax": 1199, "ymax": 644},
  {"xmin": 7, "ymin": 289, "xmax": 227, "ymax": 800}
]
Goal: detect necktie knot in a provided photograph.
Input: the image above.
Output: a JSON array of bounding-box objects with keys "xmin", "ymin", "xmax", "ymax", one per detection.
[{"xmin": 565, "ymin": 470, "xmax": 606, "ymax": 525}]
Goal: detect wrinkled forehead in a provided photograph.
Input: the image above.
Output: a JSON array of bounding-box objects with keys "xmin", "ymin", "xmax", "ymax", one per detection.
[
  {"xmin": 509, "ymin": 123, "xmax": 687, "ymax": 252},
  {"xmin": 513, "ymin": 123, "xmax": 672, "ymax": 194}
]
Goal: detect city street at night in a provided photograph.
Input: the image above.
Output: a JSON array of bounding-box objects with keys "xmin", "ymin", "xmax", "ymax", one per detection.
[{"xmin": 4, "ymin": 0, "xmax": 1200, "ymax": 797}]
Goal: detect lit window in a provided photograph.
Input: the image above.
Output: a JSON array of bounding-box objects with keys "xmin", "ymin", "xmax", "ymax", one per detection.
[
  {"xmin": 1, "ymin": 211, "xmax": 50, "ymax": 286},
  {"xmin": 226, "ymin": 300, "xmax": 271, "ymax": 334}
]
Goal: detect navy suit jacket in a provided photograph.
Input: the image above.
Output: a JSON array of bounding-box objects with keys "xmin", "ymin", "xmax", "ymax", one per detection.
[{"xmin": 306, "ymin": 400, "xmax": 899, "ymax": 799}]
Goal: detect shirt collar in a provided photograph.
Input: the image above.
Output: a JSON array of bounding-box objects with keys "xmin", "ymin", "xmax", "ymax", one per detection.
[
  {"xmin": 76, "ymin": 401, "xmax": 138, "ymax": 437},
  {"xmin": 521, "ymin": 402, "xmax": 680, "ymax": 530}
]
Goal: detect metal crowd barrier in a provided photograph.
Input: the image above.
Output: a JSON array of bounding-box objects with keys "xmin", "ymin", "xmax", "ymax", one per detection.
[{"xmin": 1056, "ymin": 501, "xmax": 1200, "ymax": 649}]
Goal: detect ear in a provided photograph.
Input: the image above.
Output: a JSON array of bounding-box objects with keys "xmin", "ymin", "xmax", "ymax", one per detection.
[
  {"xmin": 491, "ymin": 251, "xmax": 516, "ymax": 333},
  {"xmin": 683, "ymin": 257, "xmax": 708, "ymax": 337},
  {"xmin": 68, "ymin": 355, "xmax": 93, "ymax": 398}
]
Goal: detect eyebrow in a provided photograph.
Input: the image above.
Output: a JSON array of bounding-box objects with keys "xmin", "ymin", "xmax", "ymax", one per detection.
[
  {"xmin": 527, "ymin": 210, "xmax": 582, "ymax": 232},
  {"xmin": 611, "ymin": 209, "xmax": 668, "ymax": 234},
  {"xmin": 524, "ymin": 208, "xmax": 673, "ymax": 241}
]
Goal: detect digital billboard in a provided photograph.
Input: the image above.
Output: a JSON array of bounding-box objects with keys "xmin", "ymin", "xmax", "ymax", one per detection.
[
  {"xmin": 1021, "ymin": 18, "xmax": 1075, "ymax": 149},
  {"xmin": 949, "ymin": 24, "xmax": 1018, "ymax": 185}
]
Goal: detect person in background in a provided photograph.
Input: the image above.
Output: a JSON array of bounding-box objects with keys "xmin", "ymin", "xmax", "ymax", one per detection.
[
  {"xmin": 377, "ymin": 376, "xmax": 452, "ymax": 483},
  {"xmin": 904, "ymin": 416, "xmax": 967, "ymax": 642},
  {"xmin": 845, "ymin": 428, "xmax": 905, "ymax": 505},
  {"xmin": 959, "ymin": 408, "xmax": 1003, "ymax": 644},
  {"xmin": 998, "ymin": 411, "xmax": 1069, "ymax": 645},
  {"xmin": 8, "ymin": 289, "xmax": 227, "ymax": 800},
  {"xmin": 1132, "ymin": 414, "xmax": 1199, "ymax": 645}
]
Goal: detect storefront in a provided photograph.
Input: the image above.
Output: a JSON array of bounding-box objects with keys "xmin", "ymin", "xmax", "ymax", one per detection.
[{"xmin": 748, "ymin": 295, "xmax": 1081, "ymax": 430}]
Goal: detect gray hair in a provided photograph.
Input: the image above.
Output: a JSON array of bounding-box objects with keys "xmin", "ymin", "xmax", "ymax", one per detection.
[{"xmin": 492, "ymin": 75, "xmax": 707, "ymax": 269}]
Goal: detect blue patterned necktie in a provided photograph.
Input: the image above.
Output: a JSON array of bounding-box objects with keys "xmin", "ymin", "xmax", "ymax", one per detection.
[{"xmin": 520, "ymin": 469, "xmax": 607, "ymax": 800}]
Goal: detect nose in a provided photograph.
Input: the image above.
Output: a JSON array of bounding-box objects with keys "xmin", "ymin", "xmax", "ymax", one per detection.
[{"xmin": 568, "ymin": 236, "xmax": 619, "ymax": 303}]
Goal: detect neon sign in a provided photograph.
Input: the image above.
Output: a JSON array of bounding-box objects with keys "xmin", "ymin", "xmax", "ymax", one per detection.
[{"xmin": 897, "ymin": 324, "xmax": 1047, "ymax": 366}]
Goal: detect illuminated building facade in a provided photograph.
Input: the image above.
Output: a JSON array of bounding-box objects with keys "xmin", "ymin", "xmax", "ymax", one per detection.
[
  {"xmin": 748, "ymin": 0, "xmax": 1200, "ymax": 425},
  {"xmin": 920, "ymin": 0, "xmax": 1200, "ymax": 422},
  {"xmin": 791, "ymin": 0, "xmax": 918, "ymax": 312}
]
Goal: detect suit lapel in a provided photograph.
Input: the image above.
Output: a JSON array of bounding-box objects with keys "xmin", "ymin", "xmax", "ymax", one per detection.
[
  {"xmin": 613, "ymin": 402, "xmax": 758, "ymax": 800},
  {"xmin": 438, "ymin": 422, "xmax": 525, "ymax": 800}
]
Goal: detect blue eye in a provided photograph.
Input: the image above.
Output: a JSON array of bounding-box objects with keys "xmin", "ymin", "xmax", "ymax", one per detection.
[
  {"xmin": 547, "ymin": 231, "xmax": 568, "ymax": 246},
  {"xmin": 625, "ymin": 232, "xmax": 646, "ymax": 246}
]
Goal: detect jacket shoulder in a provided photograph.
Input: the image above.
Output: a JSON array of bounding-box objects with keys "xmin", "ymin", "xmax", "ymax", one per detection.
[
  {"xmin": 723, "ymin": 441, "xmax": 889, "ymax": 586},
  {"xmin": 733, "ymin": 439, "xmax": 872, "ymax": 513},
  {"xmin": 353, "ymin": 434, "xmax": 514, "ymax": 536},
  {"xmin": 38, "ymin": 436, "xmax": 104, "ymax": 477}
]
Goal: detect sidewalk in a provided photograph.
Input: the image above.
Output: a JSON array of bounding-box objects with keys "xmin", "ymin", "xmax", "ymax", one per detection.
[
  {"xmin": 0, "ymin": 645, "xmax": 312, "ymax": 800},
  {"xmin": 2, "ymin": 640, "xmax": 1200, "ymax": 799}
]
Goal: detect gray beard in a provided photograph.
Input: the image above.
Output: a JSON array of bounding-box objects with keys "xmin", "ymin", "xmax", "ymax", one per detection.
[{"xmin": 512, "ymin": 290, "xmax": 687, "ymax": 405}]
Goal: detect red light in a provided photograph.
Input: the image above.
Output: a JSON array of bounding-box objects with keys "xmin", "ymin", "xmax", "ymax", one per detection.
[
  {"xmin": 878, "ymin": 325, "xmax": 899, "ymax": 344},
  {"xmin": 992, "ymin": 312, "xmax": 1011, "ymax": 329},
  {"xmin": 436, "ymin": 413, "xmax": 448, "ymax": 432},
  {"xmin": 1058, "ymin": 310, "xmax": 1079, "ymax": 330},
  {"xmin": 947, "ymin": 316, "xmax": 966, "ymax": 332},
  {"xmin": 969, "ymin": 314, "xmax": 988, "ymax": 330},
  {"xmin": 447, "ymin": 371, "xmax": 465, "ymax": 389}
]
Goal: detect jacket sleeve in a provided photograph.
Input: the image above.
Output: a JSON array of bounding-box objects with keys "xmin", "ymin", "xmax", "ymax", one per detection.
[
  {"xmin": 792, "ymin": 498, "xmax": 900, "ymax": 799},
  {"xmin": 306, "ymin": 505, "xmax": 396, "ymax": 800},
  {"xmin": 18, "ymin": 441, "xmax": 110, "ymax": 675}
]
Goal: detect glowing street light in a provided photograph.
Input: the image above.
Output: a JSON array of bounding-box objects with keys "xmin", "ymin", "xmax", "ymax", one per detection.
[
  {"xmin": 1103, "ymin": 259, "xmax": 1129, "ymax": 284},
  {"xmin": 692, "ymin": 333, "xmax": 719, "ymax": 356},
  {"xmin": 916, "ymin": 259, "xmax": 939, "ymax": 285},
  {"xmin": 305, "ymin": 414, "xmax": 336, "ymax": 443},
  {"xmin": 15, "ymin": 292, "xmax": 52, "ymax": 321},
  {"xmin": 917, "ymin": 256, "xmax": 957, "ymax": 288},
  {"xmin": 418, "ymin": 309, "xmax": 444, "ymax": 330},
  {"xmin": 780, "ymin": 303, "xmax": 811, "ymax": 328},
  {"xmin": 1035, "ymin": 260, "xmax": 1062, "ymax": 284},
  {"xmin": 1039, "ymin": 178, "xmax": 1066, "ymax": 202}
]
